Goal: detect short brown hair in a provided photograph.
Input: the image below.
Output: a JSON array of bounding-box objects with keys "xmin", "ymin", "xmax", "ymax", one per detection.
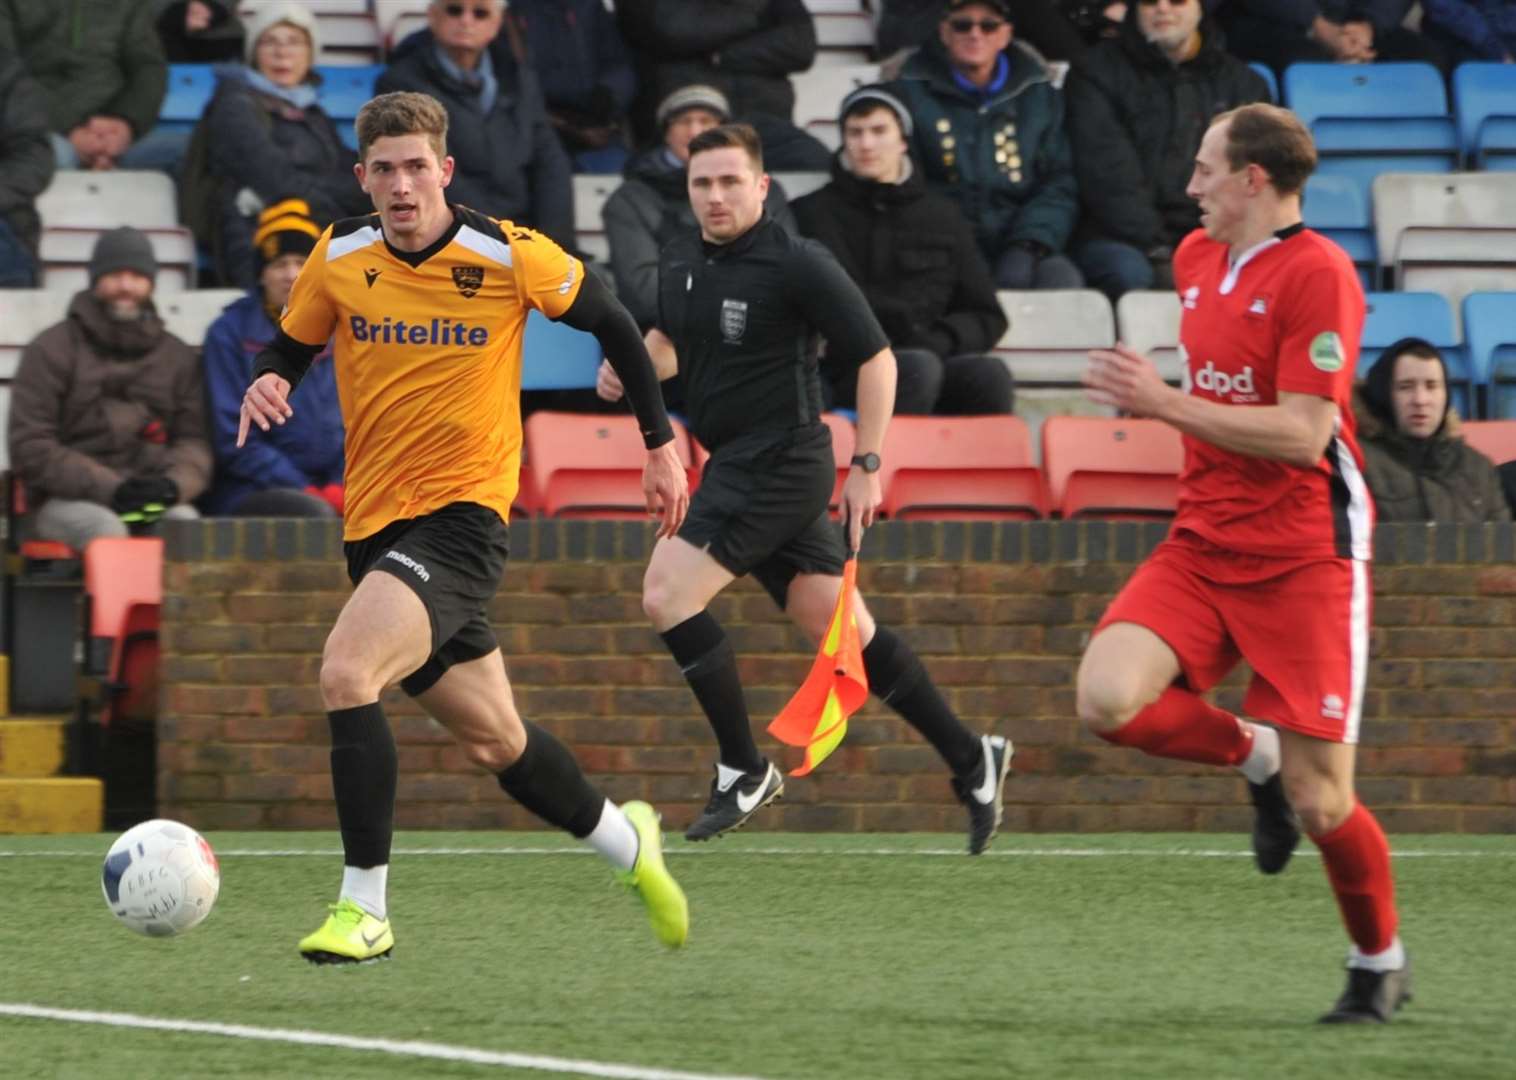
[
  {"xmin": 687, "ymin": 123, "xmax": 764, "ymax": 172},
  {"xmin": 1213, "ymin": 103, "xmax": 1316, "ymax": 196},
  {"xmin": 355, "ymin": 91, "xmax": 449, "ymax": 164}
]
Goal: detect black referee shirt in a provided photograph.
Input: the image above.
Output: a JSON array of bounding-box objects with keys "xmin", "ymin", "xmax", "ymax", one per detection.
[{"xmin": 657, "ymin": 215, "xmax": 889, "ymax": 452}]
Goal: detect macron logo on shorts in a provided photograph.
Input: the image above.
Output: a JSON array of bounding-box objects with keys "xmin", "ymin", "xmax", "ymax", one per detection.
[{"xmin": 384, "ymin": 549, "xmax": 431, "ymax": 582}]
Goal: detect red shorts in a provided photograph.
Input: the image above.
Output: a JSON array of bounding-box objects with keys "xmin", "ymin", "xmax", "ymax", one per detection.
[{"xmin": 1096, "ymin": 533, "xmax": 1371, "ymax": 743}]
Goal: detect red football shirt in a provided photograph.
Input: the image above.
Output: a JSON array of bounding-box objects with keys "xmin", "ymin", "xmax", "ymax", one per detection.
[{"xmin": 1169, "ymin": 224, "xmax": 1373, "ymax": 561}]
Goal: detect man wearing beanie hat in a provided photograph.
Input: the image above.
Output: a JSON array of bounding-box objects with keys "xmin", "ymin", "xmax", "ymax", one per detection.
[
  {"xmin": 793, "ymin": 85, "xmax": 1013, "ymax": 418},
  {"xmin": 8, "ymin": 228, "xmax": 210, "ymax": 550},
  {"xmin": 604, "ymin": 84, "xmax": 801, "ymax": 332},
  {"xmin": 200, "ymin": 199, "xmax": 345, "ymax": 518},
  {"xmin": 1351, "ymin": 337, "xmax": 1510, "ymax": 523}
]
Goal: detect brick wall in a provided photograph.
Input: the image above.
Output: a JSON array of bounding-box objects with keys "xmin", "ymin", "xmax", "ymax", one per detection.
[{"xmin": 158, "ymin": 519, "xmax": 1516, "ymax": 834}]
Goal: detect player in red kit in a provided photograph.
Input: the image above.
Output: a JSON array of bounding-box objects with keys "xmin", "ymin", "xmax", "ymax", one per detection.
[{"xmin": 1079, "ymin": 103, "xmax": 1408, "ymax": 1024}]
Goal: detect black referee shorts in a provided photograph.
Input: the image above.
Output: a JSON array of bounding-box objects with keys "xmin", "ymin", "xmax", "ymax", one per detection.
[
  {"xmin": 679, "ymin": 423, "xmax": 847, "ymax": 607},
  {"xmin": 344, "ymin": 501, "xmax": 509, "ymax": 697}
]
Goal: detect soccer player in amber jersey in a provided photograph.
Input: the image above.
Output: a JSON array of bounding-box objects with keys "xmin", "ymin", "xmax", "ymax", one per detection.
[
  {"xmin": 1080, "ymin": 104, "xmax": 1409, "ymax": 1023},
  {"xmin": 238, "ymin": 92, "xmax": 691, "ymax": 963}
]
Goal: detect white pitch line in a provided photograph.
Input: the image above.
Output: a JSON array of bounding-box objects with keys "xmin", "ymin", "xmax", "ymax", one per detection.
[
  {"xmin": 0, "ymin": 1003, "xmax": 775, "ymax": 1080},
  {"xmin": 1, "ymin": 846, "xmax": 1510, "ymax": 859}
]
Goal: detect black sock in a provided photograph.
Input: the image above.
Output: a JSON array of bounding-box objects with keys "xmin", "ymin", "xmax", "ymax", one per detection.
[
  {"xmin": 328, "ymin": 703, "xmax": 397, "ymax": 868},
  {"xmin": 496, "ymin": 720, "xmax": 606, "ymax": 838},
  {"xmin": 863, "ymin": 626, "xmax": 981, "ymax": 775},
  {"xmin": 660, "ymin": 611, "xmax": 763, "ymax": 774}
]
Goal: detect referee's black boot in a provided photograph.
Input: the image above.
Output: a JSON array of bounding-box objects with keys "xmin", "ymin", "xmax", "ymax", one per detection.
[
  {"xmin": 1319, "ymin": 959, "xmax": 1412, "ymax": 1024},
  {"xmin": 685, "ymin": 760, "xmax": 784, "ymax": 841},
  {"xmin": 950, "ymin": 734, "xmax": 1014, "ymax": 856},
  {"xmin": 1248, "ymin": 771, "xmax": 1301, "ymax": 874}
]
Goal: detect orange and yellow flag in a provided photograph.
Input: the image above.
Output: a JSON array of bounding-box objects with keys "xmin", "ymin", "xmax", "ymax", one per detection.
[{"xmin": 767, "ymin": 557, "xmax": 868, "ymax": 777}]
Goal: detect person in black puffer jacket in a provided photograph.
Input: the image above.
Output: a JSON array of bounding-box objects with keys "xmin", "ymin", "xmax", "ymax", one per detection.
[
  {"xmin": 1354, "ymin": 337, "xmax": 1511, "ymax": 523},
  {"xmin": 1066, "ymin": 0, "xmax": 1268, "ymax": 301},
  {"xmin": 792, "ymin": 86, "xmax": 1011, "ymax": 416}
]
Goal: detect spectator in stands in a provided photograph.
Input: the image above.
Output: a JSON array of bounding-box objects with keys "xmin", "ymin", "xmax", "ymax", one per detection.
[
  {"xmin": 1066, "ymin": 0, "xmax": 1268, "ymax": 301},
  {"xmin": 0, "ymin": 53, "xmax": 55, "ymax": 288},
  {"xmin": 201, "ymin": 201, "xmax": 344, "ymax": 518},
  {"xmin": 193, "ymin": 2, "xmax": 368, "ymax": 288},
  {"xmin": 1354, "ymin": 337, "xmax": 1512, "ymax": 522},
  {"xmin": 604, "ymin": 85, "xmax": 800, "ymax": 330},
  {"xmin": 1421, "ymin": 0, "xmax": 1516, "ymax": 65},
  {"xmin": 156, "ymin": 0, "xmax": 246, "ymax": 64},
  {"xmin": 792, "ymin": 86, "xmax": 1013, "ymax": 416},
  {"xmin": 376, "ymin": 0, "xmax": 574, "ymax": 247},
  {"xmin": 509, "ymin": 0, "xmax": 638, "ymax": 175},
  {"xmin": 878, "ymin": 0, "xmax": 1094, "ymax": 64},
  {"xmin": 1217, "ymin": 1, "xmax": 1446, "ymax": 76},
  {"xmin": 890, "ymin": 0, "xmax": 1084, "ymax": 289},
  {"xmin": 1, "ymin": 1, "xmax": 179, "ymax": 172},
  {"xmin": 8, "ymin": 227, "xmax": 210, "ymax": 550},
  {"xmin": 615, "ymin": 0, "xmax": 823, "ymax": 163}
]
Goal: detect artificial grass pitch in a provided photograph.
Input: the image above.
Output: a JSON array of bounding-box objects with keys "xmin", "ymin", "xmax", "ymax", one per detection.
[{"xmin": 2, "ymin": 831, "xmax": 1513, "ymax": 1080}]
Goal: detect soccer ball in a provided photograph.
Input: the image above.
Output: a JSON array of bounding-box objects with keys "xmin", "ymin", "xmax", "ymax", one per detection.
[{"xmin": 101, "ymin": 819, "xmax": 221, "ymax": 937}]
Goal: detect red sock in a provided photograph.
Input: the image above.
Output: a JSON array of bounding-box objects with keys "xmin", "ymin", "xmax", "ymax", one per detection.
[
  {"xmin": 1311, "ymin": 800, "xmax": 1399, "ymax": 954},
  {"xmin": 1097, "ymin": 687, "xmax": 1253, "ymax": 766}
]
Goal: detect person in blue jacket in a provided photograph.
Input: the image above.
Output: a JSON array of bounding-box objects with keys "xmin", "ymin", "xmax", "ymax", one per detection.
[{"xmin": 201, "ymin": 200, "xmax": 344, "ymax": 517}]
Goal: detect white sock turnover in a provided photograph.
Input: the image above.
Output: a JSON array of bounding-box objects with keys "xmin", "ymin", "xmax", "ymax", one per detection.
[
  {"xmin": 1237, "ymin": 722, "xmax": 1281, "ymax": 785},
  {"xmin": 341, "ymin": 864, "xmax": 389, "ymax": 920},
  {"xmin": 584, "ymin": 799, "xmax": 640, "ymax": 872}
]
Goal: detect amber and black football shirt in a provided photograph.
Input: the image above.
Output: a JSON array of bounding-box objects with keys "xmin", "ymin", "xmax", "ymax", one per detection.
[{"xmin": 279, "ymin": 206, "xmax": 584, "ymax": 540}]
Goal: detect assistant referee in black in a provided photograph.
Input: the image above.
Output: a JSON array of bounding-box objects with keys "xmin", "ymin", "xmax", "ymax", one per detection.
[{"xmin": 597, "ymin": 123, "xmax": 1014, "ymax": 852}]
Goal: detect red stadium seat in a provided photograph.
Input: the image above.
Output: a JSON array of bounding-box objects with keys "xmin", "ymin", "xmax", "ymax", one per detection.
[
  {"xmin": 878, "ymin": 416, "xmax": 1047, "ymax": 520},
  {"xmin": 524, "ymin": 412, "xmax": 693, "ymax": 518},
  {"xmin": 1460, "ymin": 419, "xmax": 1516, "ymax": 464},
  {"xmin": 1041, "ymin": 416, "xmax": 1183, "ymax": 519},
  {"xmin": 80, "ymin": 538, "xmax": 163, "ymax": 730}
]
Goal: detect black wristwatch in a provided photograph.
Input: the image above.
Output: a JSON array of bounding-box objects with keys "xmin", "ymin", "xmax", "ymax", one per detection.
[{"xmin": 851, "ymin": 452, "xmax": 881, "ymax": 473}]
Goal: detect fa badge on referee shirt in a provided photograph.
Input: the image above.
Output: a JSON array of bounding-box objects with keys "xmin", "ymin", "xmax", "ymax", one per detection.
[{"xmin": 720, "ymin": 298, "xmax": 748, "ymax": 344}]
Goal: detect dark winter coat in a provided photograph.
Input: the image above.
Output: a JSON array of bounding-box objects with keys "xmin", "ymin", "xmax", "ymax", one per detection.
[
  {"xmin": 155, "ymin": 0, "xmax": 245, "ymax": 64},
  {"xmin": 509, "ymin": 0, "xmax": 636, "ymax": 119},
  {"xmin": 1067, "ymin": 8, "xmax": 1268, "ymax": 252},
  {"xmin": 889, "ymin": 39, "xmax": 1079, "ymax": 259},
  {"xmin": 602, "ymin": 146, "xmax": 797, "ymax": 327},
  {"xmin": 1354, "ymin": 392, "xmax": 1512, "ymax": 522},
  {"xmin": 0, "ymin": 54, "xmax": 55, "ymax": 255},
  {"xmin": 9, "ymin": 292, "xmax": 211, "ymax": 506},
  {"xmin": 791, "ymin": 155, "xmax": 1006, "ymax": 359},
  {"xmin": 377, "ymin": 30, "xmax": 574, "ymax": 246},
  {"xmin": 1222, "ymin": 0, "xmax": 1414, "ymax": 34},
  {"xmin": 201, "ymin": 66, "xmax": 366, "ymax": 230},
  {"xmin": 200, "ymin": 292, "xmax": 344, "ymax": 514},
  {"xmin": 615, "ymin": 0, "xmax": 816, "ymax": 122},
  {"xmin": 0, "ymin": 0, "xmax": 167, "ymax": 137}
]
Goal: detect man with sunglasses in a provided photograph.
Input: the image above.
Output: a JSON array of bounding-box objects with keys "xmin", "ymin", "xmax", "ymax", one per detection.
[
  {"xmin": 890, "ymin": 1, "xmax": 1083, "ymax": 290},
  {"xmin": 1066, "ymin": 0, "xmax": 1269, "ymax": 302},
  {"xmin": 377, "ymin": 0, "xmax": 574, "ymax": 248}
]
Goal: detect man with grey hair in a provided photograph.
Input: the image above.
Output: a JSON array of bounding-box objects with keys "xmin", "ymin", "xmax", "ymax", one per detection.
[
  {"xmin": 1066, "ymin": 0, "xmax": 1268, "ymax": 301},
  {"xmin": 377, "ymin": 0, "xmax": 574, "ymax": 245},
  {"xmin": 9, "ymin": 227, "xmax": 209, "ymax": 549}
]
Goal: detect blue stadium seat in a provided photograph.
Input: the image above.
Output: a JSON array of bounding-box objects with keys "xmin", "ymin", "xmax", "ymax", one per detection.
[
  {"xmin": 1464, "ymin": 292, "xmax": 1516, "ymax": 418},
  {"xmin": 1249, "ymin": 61, "xmax": 1278, "ymax": 104},
  {"xmin": 1303, "ymin": 173, "xmax": 1374, "ymax": 288},
  {"xmin": 520, "ymin": 309, "xmax": 602, "ymax": 391},
  {"xmin": 1284, "ymin": 63, "xmax": 1459, "ymax": 189},
  {"xmin": 315, "ymin": 64, "xmax": 382, "ymax": 149},
  {"xmin": 160, "ymin": 64, "xmax": 217, "ymax": 132},
  {"xmin": 1361, "ymin": 291, "xmax": 1469, "ymax": 414},
  {"xmin": 1453, "ymin": 63, "xmax": 1516, "ymax": 170}
]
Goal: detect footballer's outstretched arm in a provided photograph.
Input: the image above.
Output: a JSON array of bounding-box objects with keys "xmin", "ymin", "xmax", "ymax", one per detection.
[{"xmin": 558, "ymin": 271, "xmax": 675, "ymax": 450}]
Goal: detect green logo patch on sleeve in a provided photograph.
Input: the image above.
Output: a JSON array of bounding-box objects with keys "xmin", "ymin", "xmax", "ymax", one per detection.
[{"xmin": 1309, "ymin": 331, "xmax": 1345, "ymax": 372}]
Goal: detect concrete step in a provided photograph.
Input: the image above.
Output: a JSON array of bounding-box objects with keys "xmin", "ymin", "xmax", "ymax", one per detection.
[
  {"xmin": 0, "ymin": 716, "xmax": 70, "ymax": 778},
  {"xmin": 0, "ymin": 777, "xmax": 103, "ymax": 833}
]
